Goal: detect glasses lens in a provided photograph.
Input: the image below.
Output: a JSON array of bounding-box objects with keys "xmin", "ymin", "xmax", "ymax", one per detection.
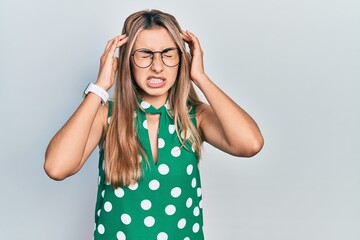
[
  {"xmin": 161, "ymin": 48, "xmax": 180, "ymax": 67},
  {"xmin": 133, "ymin": 48, "xmax": 181, "ymax": 68},
  {"xmin": 133, "ymin": 49, "xmax": 153, "ymax": 68}
]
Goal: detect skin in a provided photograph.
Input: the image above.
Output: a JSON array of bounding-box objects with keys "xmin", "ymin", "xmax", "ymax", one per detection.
[
  {"xmin": 131, "ymin": 27, "xmax": 179, "ymax": 108},
  {"xmin": 44, "ymin": 26, "xmax": 264, "ymax": 180}
]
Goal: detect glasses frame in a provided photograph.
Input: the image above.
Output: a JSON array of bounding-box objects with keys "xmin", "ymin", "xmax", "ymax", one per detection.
[{"xmin": 131, "ymin": 47, "xmax": 182, "ymax": 68}]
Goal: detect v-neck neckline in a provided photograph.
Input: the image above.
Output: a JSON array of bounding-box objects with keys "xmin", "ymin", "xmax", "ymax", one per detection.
[{"xmin": 136, "ymin": 97, "xmax": 168, "ymax": 166}]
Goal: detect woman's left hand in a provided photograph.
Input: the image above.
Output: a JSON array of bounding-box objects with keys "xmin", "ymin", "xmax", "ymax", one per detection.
[{"xmin": 181, "ymin": 30, "xmax": 207, "ymax": 84}]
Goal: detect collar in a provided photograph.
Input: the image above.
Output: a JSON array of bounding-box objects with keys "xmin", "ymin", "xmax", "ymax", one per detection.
[{"xmin": 136, "ymin": 96, "xmax": 170, "ymax": 115}]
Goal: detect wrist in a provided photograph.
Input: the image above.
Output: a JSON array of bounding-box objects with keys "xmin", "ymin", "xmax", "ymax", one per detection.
[
  {"xmin": 94, "ymin": 80, "xmax": 111, "ymax": 92},
  {"xmin": 192, "ymin": 73, "xmax": 209, "ymax": 87},
  {"xmin": 83, "ymin": 82, "xmax": 109, "ymax": 105}
]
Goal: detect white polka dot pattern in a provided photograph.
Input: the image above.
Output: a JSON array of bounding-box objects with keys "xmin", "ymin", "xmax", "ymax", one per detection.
[
  {"xmin": 121, "ymin": 214, "xmax": 131, "ymax": 225},
  {"xmin": 192, "ymin": 223, "xmax": 200, "ymax": 233},
  {"xmin": 171, "ymin": 147, "xmax": 181, "ymax": 157},
  {"xmin": 197, "ymin": 187, "xmax": 202, "ymax": 197},
  {"xmin": 165, "ymin": 205, "xmax": 176, "ymax": 215},
  {"xmin": 177, "ymin": 218, "xmax": 186, "ymax": 229},
  {"xmin": 114, "ymin": 187, "xmax": 124, "ymax": 198},
  {"xmin": 186, "ymin": 198, "xmax": 193, "ymax": 208},
  {"xmin": 191, "ymin": 143, "xmax": 196, "ymax": 152},
  {"xmin": 104, "ymin": 201, "xmax": 112, "ymax": 212},
  {"xmin": 158, "ymin": 164, "xmax": 169, "ymax": 175},
  {"xmin": 186, "ymin": 165, "xmax": 193, "ymax": 175},
  {"xmin": 141, "ymin": 199, "xmax": 152, "ymax": 210},
  {"xmin": 180, "ymin": 130, "xmax": 191, "ymax": 139},
  {"xmin": 143, "ymin": 120, "xmax": 148, "ymax": 129},
  {"xmin": 168, "ymin": 124, "xmax": 175, "ymax": 134},
  {"xmin": 158, "ymin": 138, "xmax": 165, "ymax": 148},
  {"xmin": 141, "ymin": 101, "xmax": 151, "ymax": 109},
  {"xmin": 171, "ymin": 187, "xmax": 182, "ymax": 198},
  {"xmin": 157, "ymin": 232, "xmax": 168, "ymax": 240},
  {"xmin": 144, "ymin": 216, "xmax": 155, "ymax": 227},
  {"xmin": 191, "ymin": 178, "xmax": 197, "ymax": 188},
  {"xmin": 149, "ymin": 180, "xmax": 160, "ymax": 190},
  {"xmin": 193, "ymin": 206, "xmax": 200, "ymax": 216},
  {"xmin": 116, "ymin": 231, "xmax": 126, "ymax": 240},
  {"xmin": 97, "ymin": 224, "xmax": 105, "ymax": 234},
  {"xmin": 128, "ymin": 182, "xmax": 138, "ymax": 190},
  {"xmin": 94, "ymin": 100, "xmax": 204, "ymax": 239}
]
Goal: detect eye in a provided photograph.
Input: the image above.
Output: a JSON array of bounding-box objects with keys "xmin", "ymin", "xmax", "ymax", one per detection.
[
  {"xmin": 162, "ymin": 48, "xmax": 177, "ymax": 58},
  {"xmin": 137, "ymin": 49, "xmax": 153, "ymax": 59}
]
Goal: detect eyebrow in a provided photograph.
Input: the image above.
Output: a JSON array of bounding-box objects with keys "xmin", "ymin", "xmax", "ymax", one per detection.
[{"xmin": 136, "ymin": 47, "xmax": 178, "ymax": 52}]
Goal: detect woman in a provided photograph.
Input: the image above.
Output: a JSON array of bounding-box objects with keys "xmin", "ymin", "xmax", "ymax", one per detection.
[{"xmin": 44, "ymin": 9, "xmax": 264, "ymax": 240}]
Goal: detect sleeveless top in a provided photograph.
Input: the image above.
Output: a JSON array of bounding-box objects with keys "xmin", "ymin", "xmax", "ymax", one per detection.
[{"xmin": 93, "ymin": 98, "xmax": 204, "ymax": 240}]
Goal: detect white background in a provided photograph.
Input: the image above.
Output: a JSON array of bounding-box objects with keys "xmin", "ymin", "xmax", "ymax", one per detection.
[{"xmin": 1, "ymin": 0, "xmax": 359, "ymax": 239}]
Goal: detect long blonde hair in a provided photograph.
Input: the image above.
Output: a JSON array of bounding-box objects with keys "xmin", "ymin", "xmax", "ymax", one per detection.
[{"xmin": 105, "ymin": 9, "xmax": 202, "ymax": 188}]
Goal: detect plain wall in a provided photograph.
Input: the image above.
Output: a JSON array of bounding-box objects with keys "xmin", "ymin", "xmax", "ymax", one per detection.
[{"xmin": 1, "ymin": 0, "xmax": 359, "ymax": 239}]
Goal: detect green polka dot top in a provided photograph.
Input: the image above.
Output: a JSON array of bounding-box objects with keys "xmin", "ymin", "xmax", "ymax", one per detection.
[{"xmin": 93, "ymin": 97, "xmax": 204, "ymax": 240}]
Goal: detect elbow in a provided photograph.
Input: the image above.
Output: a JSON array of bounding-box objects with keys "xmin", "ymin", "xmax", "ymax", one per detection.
[
  {"xmin": 43, "ymin": 154, "xmax": 71, "ymax": 181},
  {"xmin": 245, "ymin": 139, "xmax": 264, "ymax": 157},
  {"xmin": 43, "ymin": 162, "xmax": 67, "ymax": 181},
  {"xmin": 233, "ymin": 135, "xmax": 264, "ymax": 158}
]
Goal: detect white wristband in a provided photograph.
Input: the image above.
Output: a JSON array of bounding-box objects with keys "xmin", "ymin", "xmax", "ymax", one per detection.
[{"xmin": 83, "ymin": 83, "xmax": 109, "ymax": 105}]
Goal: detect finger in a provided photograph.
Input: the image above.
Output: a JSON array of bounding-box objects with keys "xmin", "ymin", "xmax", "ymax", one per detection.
[
  {"xmin": 186, "ymin": 30, "xmax": 202, "ymax": 52},
  {"xmin": 181, "ymin": 30, "xmax": 191, "ymax": 41},
  {"xmin": 186, "ymin": 30, "xmax": 199, "ymax": 44},
  {"xmin": 105, "ymin": 35, "xmax": 127, "ymax": 58},
  {"xmin": 103, "ymin": 37, "xmax": 118, "ymax": 52},
  {"xmin": 115, "ymin": 36, "xmax": 128, "ymax": 47},
  {"xmin": 107, "ymin": 37, "xmax": 123, "ymax": 57},
  {"xmin": 103, "ymin": 37, "xmax": 120, "ymax": 58},
  {"xmin": 103, "ymin": 34, "xmax": 127, "ymax": 52}
]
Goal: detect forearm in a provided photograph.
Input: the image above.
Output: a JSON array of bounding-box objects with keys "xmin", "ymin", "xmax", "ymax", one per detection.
[
  {"xmin": 195, "ymin": 75, "xmax": 263, "ymax": 154},
  {"xmin": 44, "ymin": 93, "xmax": 103, "ymax": 180}
]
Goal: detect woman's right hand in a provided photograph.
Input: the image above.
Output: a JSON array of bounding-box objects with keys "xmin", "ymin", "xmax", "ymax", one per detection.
[{"xmin": 96, "ymin": 34, "xmax": 128, "ymax": 91}]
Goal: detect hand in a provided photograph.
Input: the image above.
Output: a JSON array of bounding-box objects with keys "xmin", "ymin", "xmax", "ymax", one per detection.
[
  {"xmin": 181, "ymin": 30, "xmax": 207, "ymax": 84},
  {"xmin": 96, "ymin": 34, "xmax": 128, "ymax": 91}
]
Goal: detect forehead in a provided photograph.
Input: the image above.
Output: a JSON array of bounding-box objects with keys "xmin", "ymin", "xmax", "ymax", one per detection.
[{"xmin": 133, "ymin": 26, "xmax": 176, "ymax": 50}]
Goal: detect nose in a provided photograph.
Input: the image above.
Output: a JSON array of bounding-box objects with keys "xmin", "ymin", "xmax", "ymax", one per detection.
[{"xmin": 150, "ymin": 52, "xmax": 164, "ymax": 73}]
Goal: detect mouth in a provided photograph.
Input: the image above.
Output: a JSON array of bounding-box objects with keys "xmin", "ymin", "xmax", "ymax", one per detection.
[{"xmin": 147, "ymin": 77, "xmax": 166, "ymax": 88}]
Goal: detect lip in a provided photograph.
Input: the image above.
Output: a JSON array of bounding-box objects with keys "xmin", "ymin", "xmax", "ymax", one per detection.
[{"xmin": 147, "ymin": 76, "xmax": 166, "ymax": 88}]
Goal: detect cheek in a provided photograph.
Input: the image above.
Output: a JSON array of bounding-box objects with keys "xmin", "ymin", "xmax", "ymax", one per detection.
[
  {"xmin": 131, "ymin": 66, "xmax": 145, "ymax": 83},
  {"xmin": 170, "ymin": 67, "xmax": 180, "ymax": 81}
]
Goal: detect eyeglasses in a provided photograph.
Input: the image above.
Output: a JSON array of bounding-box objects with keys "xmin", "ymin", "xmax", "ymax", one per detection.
[{"xmin": 131, "ymin": 47, "xmax": 181, "ymax": 68}]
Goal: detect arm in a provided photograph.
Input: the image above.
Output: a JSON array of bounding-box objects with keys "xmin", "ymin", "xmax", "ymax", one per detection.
[
  {"xmin": 44, "ymin": 34, "xmax": 128, "ymax": 180},
  {"xmin": 182, "ymin": 30, "xmax": 264, "ymax": 157},
  {"xmin": 44, "ymin": 95, "xmax": 106, "ymax": 180}
]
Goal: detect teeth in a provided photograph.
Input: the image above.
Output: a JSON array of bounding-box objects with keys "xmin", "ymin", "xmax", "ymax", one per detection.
[{"xmin": 149, "ymin": 78, "xmax": 164, "ymax": 84}]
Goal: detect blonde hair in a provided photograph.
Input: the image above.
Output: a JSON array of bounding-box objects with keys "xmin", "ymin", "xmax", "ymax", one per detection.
[{"xmin": 105, "ymin": 9, "xmax": 202, "ymax": 188}]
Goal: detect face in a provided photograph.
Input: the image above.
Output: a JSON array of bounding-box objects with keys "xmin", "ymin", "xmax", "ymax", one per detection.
[{"xmin": 131, "ymin": 26, "xmax": 179, "ymax": 106}]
